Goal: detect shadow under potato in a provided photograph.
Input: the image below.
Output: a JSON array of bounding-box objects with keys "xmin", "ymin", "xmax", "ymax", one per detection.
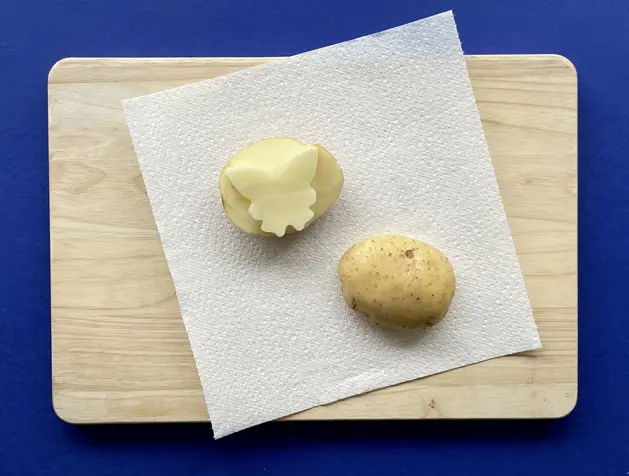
[
  {"xmin": 367, "ymin": 319, "xmax": 431, "ymax": 346},
  {"xmin": 220, "ymin": 206, "xmax": 335, "ymax": 268}
]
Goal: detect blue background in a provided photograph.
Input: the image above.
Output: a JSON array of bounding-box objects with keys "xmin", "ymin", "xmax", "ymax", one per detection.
[{"xmin": 1, "ymin": 0, "xmax": 628, "ymax": 474}]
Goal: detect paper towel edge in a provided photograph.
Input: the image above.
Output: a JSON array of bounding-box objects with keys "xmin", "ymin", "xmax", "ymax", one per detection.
[
  {"xmin": 211, "ymin": 336, "xmax": 541, "ymax": 438},
  {"xmin": 120, "ymin": 10, "xmax": 455, "ymax": 107}
]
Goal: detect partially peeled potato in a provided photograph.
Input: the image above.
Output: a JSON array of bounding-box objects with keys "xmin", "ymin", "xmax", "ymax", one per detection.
[{"xmin": 219, "ymin": 138, "xmax": 344, "ymax": 236}]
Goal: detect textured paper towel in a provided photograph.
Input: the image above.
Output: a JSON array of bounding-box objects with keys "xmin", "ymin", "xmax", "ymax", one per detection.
[{"xmin": 123, "ymin": 11, "xmax": 540, "ymax": 438}]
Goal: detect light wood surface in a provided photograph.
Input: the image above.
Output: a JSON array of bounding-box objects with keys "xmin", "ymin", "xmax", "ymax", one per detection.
[{"xmin": 49, "ymin": 55, "xmax": 578, "ymax": 424}]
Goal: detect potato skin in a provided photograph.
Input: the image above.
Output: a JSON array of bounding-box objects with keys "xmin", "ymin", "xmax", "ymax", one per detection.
[
  {"xmin": 219, "ymin": 139, "xmax": 343, "ymax": 236},
  {"xmin": 338, "ymin": 235, "xmax": 456, "ymax": 329}
]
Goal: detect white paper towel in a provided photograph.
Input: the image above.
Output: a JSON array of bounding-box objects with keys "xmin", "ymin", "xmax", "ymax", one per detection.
[{"xmin": 123, "ymin": 11, "xmax": 541, "ymax": 438}]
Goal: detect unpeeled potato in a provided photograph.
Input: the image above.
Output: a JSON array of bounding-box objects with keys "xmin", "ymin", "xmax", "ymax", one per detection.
[
  {"xmin": 338, "ymin": 235, "xmax": 456, "ymax": 329},
  {"xmin": 219, "ymin": 138, "xmax": 344, "ymax": 236}
]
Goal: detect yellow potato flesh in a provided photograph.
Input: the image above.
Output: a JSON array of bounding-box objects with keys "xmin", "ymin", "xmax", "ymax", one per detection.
[{"xmin": 219, "ymin": 138, "xmax": 344, "ymax": 236}]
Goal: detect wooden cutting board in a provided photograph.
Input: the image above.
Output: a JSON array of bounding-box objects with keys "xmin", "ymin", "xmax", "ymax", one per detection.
[{"xmin": 49, "ymin": 55, "xmax": 577, "ymax": 423}]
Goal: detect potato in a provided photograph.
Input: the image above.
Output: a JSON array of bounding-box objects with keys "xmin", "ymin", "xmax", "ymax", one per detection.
[
  {"xmin": 219, "ymin": 138, "xmax": 344, "ymax": 236},
  {"xmin": 338, "ymin": 235, "xmax": 456, "ymax": 329}
]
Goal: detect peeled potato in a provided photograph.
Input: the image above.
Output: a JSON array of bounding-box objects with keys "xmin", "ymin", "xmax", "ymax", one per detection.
[
  {"xmin": 338, "ymin": 235, "xmax": 456, "ymax": 329},
  {"xmin": 219, "ymin": 138, "xmax": 344, "ymax": 237}
]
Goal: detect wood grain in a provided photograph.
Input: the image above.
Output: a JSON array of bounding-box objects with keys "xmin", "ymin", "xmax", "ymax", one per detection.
[{"xmin": 49, "ymin": 55, "xmax": 577, "ymax": 423}]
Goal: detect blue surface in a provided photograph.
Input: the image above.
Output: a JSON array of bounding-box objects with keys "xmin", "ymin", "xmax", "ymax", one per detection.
[{"xmin": 1, "ymin": 0, "xmax": 628, "ymax": 474}]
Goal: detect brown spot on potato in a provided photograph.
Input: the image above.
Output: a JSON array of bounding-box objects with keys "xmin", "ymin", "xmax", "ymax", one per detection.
[{"xmin": 405, "ymin": 249, "xmax": 414, "ymax": 258}]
